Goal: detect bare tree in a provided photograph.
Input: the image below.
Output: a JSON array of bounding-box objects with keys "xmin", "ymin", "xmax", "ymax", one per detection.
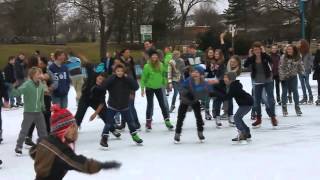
[{"xmin": 174, "ymin": 0, "xmax": 214, "ymax": 42}]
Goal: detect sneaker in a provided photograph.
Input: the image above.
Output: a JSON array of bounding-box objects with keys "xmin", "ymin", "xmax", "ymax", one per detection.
[
  {"xmin": 25, "ymin": 137, "xmax": 36, "ymax": 147},
  {"xmin": 100, "ymin": 134, "xmax": 109, "ymax": 148},
  {"xmin": 295, "ymin": 105, "xmax": 302, "ymax": 116},
  {"xmin": 299, "ymin": 97, "xmax": 307, "ymax": 104},
  {"xmin": 131, "ymin": 133, "xmax": 143, "ymax": 144},
  {"xmin": 15, "ymin": 147, "xmax": 22, "ymax": 155},
  {"xmin": 205, "ymin": 110, "xmax": 212, "ymax": 120},
  {"xmin": 214, "ymin": 116, "xmax": 222, "ymax": 128},
  {"xmin": 164, "ymin": 119, "xmax": 174, "ymax": 130},
  {"xmin": 111, "ymin": 130, "xmax": 121, "ymax": 138},
  {"xmin": 220, "ymin": 113, "xmax": 228, "ymax": 120},
  {"xmin": 174, "ymin": 133, "xmax": 181, "ymax": 144},
  {"xmin": 252, "ymin": 116, "xmax": 262, "ymax": 128},
  {"xmin": 169, "ymin": 105, "xmax": 175, "ymax": 113},
  {"xmin": 197, "ymin": 131, "xmax": 205, "ymax": 143},
  {"xmin": 308, "ymin": 96, "xmax": 314, "ymax": 104},
  {"xmin": 271, "ymin": 116, "xmax": 278, "ymax": 127},
  {"xmin": 282, "ymin": 105, "xmax": 288, "ymax": 117},
  {"xmin": 145, "ymin": 119, "xmax": 152, "ymax": 132}
]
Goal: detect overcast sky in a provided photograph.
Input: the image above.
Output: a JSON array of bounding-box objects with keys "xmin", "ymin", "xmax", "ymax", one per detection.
[{"xmin": 215, "ymin": 0, "xmax": 229, "ymax": 14}]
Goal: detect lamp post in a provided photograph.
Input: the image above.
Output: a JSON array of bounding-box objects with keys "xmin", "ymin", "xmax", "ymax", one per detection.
[{"xmin": 299, "ymin": 0, "xmax": 308, "ymax": 39}]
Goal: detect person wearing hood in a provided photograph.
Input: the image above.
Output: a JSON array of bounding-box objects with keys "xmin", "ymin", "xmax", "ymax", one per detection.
[
  {"xmin": 174, "ymin": 65, "xmax": 211, "ymax": 143},
  {"xmin": 30, "ymin": 104, "xmax": 121, "ymax": 180}
]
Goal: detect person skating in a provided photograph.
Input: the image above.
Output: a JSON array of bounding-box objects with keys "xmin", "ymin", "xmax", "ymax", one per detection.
[
  {"xmin": 101, "ymin": 64, "xmax": 143, "ymax": 148},
  {"xmin": 3, "ymin": 56, "xmax": 17, "ymax": 108},
  {"xmin": 313, "ymin": 43, "xmax": 320, "ymax": 105},
  {"xmin": 12, "ymin": 67, "xmax": 48, "ymax": 155},
  {"xmin": 141, "ymin": 51, "xmax": 174, "ymax": 132},
  {"xmin": 244, "ymin": 42, "xmax": 278, "ymax": 128},
  {"xmin": 279, "ymin": 45, "xmax": 304, "ymax": 116},
  {"xmin": 75, "ymin": 73, "xmax": 121, "ymax": 141},
  {"xmin": 204, "ymin": 47, "xmax": 225, "ymax": 123},
  {"xmin": 168, "ymin": 50, "xmax": 186, "ymax": 113},
  {"xmin": 220, "ymin": 72, "xmax": 254, "ymax": 143},
  {"xmin": 298, "ymin": 39, "xmax": 314, "ymax": 104},
  {"xmin": 14, "ymin": 53, "xmax": 27, "ymax": 107},
  {"xmin": 174, "ymin": 65, "xmax": 211, "ymax": 143},
  {"xmin": 0, "ymin": 69, "xmax": 10, "ymax": 143},
  {"xmin": 270, "ymin": 45, "xmax": 282, "ymax": 105},
  {"xmin": 48, "ymin": 50, "xmax": 71, "ymax": 108},
  {"xmin": 30, "ymin": 105, "xmax": 121, "ymax": 180},
  {"xmin": 65, "ymin": 50, "xmax": 85, "ymax": 104}
]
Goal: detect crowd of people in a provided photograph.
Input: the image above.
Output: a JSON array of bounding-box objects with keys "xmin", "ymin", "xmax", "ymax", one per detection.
[{"xmin": 1, "ymin": 33, "xmax": 320, "ymax": 179}]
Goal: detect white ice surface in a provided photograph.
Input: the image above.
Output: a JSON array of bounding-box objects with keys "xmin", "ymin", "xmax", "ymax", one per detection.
[{"xmin": 1, "ymin": 73, "xmax": 320, "ymax": 180}]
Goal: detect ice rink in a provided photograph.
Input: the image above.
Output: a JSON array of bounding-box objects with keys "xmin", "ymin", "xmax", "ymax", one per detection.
[{"xmin": 1, "ymin": 73, "xmax": 320, "ymax": 180}]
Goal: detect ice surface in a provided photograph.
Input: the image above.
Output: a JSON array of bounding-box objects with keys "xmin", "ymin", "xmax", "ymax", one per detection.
[{"xmin": 1, "ymin": 73, "xmax": 320, "ymax": 180}]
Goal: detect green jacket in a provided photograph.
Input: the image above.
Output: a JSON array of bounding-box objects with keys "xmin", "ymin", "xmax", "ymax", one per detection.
[
  {"xmin": 140, "ymin": 62, "xmax": 166, "ymax": 90},
  {"xmin": 13, "ymin": 80, "xmax": 45, "ymax": 112}
]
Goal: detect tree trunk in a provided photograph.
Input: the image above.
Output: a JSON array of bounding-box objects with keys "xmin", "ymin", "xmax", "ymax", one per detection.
[
  {"xmin": 180, "ymin": 15, "xmax": 186, "ymax": 43},
  {"xmin": 97, "ymin": 0, "xmax": 107, "ymax": 59}
]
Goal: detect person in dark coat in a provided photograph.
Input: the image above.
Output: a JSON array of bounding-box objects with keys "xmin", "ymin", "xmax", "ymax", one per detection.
[
  {"xmin": 30, "ymin": 104, "xmax": 121, "ymax": 180},
  {"xmin": 4, "ymin": 56, "xmax": 17, "ymax": 107},
  {"xmin": 0, "ymin": 69, "xmax": 9, "ymax": 143},
  {"xmin": 14, "ymin": 53, "xmax": 27, "ymax": 106},
  {"xmin": 313, "ymin": 44, "xmax": 320, "ymax": 104},
  {"xmin": 100, "ymin": 64, "xmax": 143, "ymax": 148}
]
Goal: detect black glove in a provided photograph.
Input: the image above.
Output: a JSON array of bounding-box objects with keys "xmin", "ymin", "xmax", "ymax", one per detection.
[{"xmin": 101, "ymin": 161, "xmax": 122, "ymax": 170}]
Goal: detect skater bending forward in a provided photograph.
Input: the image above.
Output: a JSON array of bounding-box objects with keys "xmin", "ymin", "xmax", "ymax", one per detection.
[
  {"xmin": 174, "ymin": 65, "xmax": 212, "ymax": 143},
  {"xmin": 30, "ymin": 104, "xmax": 121, "ymax": 180}
]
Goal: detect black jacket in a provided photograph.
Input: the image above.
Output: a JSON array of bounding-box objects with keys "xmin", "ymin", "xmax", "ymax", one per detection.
[
  {"xmin": 4, "ymin": 63, "xmax": 16, "ymax": 83},
  {"xmin": 81, "ymin": 73, "xmax": 106, "ymax": 106},
  {"xmin": 30, "ymin": 136, "xmax": 102, "ymax": 180},
  {"xmin": 103, "ymin": 75, "xmax": 139, "ymax": 110},
  {"xmin": 0, "ymin": 70, "xmax": 9, "ymax": 102},
  {"xmin": 205, "ymin": 62, "xmax": 225, "ymax": 80},
  {"xmin": 244, "ymin": 53, "xmax": 272, "ymax": 80},
  {"xmin": 313, "ymin": 50, "xmax": 320, "ymax": 80},
  {"xmin": 224, "ymin": 80, "xmax": 253, "ymax": 106},
  {"xmin": 14, "ymin": 58, "xmax": 26, "ymax": 80}
]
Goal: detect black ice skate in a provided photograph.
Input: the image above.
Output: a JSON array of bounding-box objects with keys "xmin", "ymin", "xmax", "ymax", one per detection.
[{"xmin": 174, "ymin": 133, "xmax": 181, "ymax": 144}]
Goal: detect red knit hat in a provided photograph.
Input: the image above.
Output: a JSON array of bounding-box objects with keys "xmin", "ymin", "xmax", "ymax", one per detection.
[{"xmin": 50, "ymin": 104, "xmax": 76, "ymax": 141}]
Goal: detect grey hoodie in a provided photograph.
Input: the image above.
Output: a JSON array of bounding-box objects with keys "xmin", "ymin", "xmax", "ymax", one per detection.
[{"xmin": 301, "ymin": 53, "xmax": 314, "ymax": 73}]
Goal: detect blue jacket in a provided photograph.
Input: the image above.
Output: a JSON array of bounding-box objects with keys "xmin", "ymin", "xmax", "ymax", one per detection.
[
  {"xmin": 180, "ymin": 77, "xmax": 212, "ymax": 105},
  {"xmin": 65, "ymin": 56, "xmax": 83, "ymax": 78},
  {"xmin": 49, "ymin": 63, "xmax": 71, "ymax": 97}
]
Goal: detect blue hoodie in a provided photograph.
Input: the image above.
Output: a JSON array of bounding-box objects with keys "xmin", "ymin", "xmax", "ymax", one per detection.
[
  {"xmin": 180, "ymin": 77, "xmax": 212, "ymax": 105},
  {"xmin": 65, "ymin": 56, "xmax": 84, "ymax": 78}
]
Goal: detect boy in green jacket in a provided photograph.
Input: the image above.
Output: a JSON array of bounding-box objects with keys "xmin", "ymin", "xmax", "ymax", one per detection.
[{"xmin": 13, "ymin": 67, "xmax": 48, "ymax": 155}]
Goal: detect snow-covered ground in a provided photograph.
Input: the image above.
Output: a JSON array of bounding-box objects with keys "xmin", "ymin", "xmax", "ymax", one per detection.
[{"xmin": 1, "ymin": 73, "xmax": 320, "ymax": 180}]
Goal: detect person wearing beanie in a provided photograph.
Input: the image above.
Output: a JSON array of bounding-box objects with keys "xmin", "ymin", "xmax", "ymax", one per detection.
[
  {"xmin": 141, "ymin": 50, "xmax": 174, "ymax": 132},
  {"xmin": 101, "ymin": 64, "xmax": 143, "ymax": 148},
  {"xmin": 29, "ymin": 104, "xmax": 121, "ymax": 180},
  {"xmin": 13, "ymin": 67, "xmax": 48, "ymax": 155},
  {"xmin": 174, "ymin": 65, "xmax": 212, "ymax": 143},
  {"xmin": 211, "ymin": 72, "xmax": 254, "ymax": 142}
]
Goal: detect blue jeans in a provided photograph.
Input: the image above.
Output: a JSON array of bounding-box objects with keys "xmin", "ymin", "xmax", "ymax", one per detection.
[
  {"xmin": 234, "ymin": 106, "xmax": 252, "ymax": 134},
  {"xmin": 299, "ymin": 73, "xmax": 313, "ymax": 98},
  {"xmin": 103, "ymin": 107, "xmax": 137, "ymax": 135},
  {"xmin": 129, "ymin": 98, "xmax": 140, "ymax": 129},
  {"xmin": 170, "ymin": 81, "xmax": 180, "ymax": 107},
  {"xmin": 5, "ymin": 83, "xmax": 15, "ymax": 106},
  {"xmin": 52, "ymin": 95, "xmax": 68, "ymax": 108},
  {"xmin": 212, "ymin": 98, "xmax": 223, "ymax": 118},
  {"xmin": 146, "ymin": 88, "xmax": 170, "ymax": 120},
  {"xmin": 254, "ymin": 82, "xmax": 275, "ymax": 117},
  {"xmin": 281, "ymin": 76, "xmax": 299, "ymax": 105}
]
